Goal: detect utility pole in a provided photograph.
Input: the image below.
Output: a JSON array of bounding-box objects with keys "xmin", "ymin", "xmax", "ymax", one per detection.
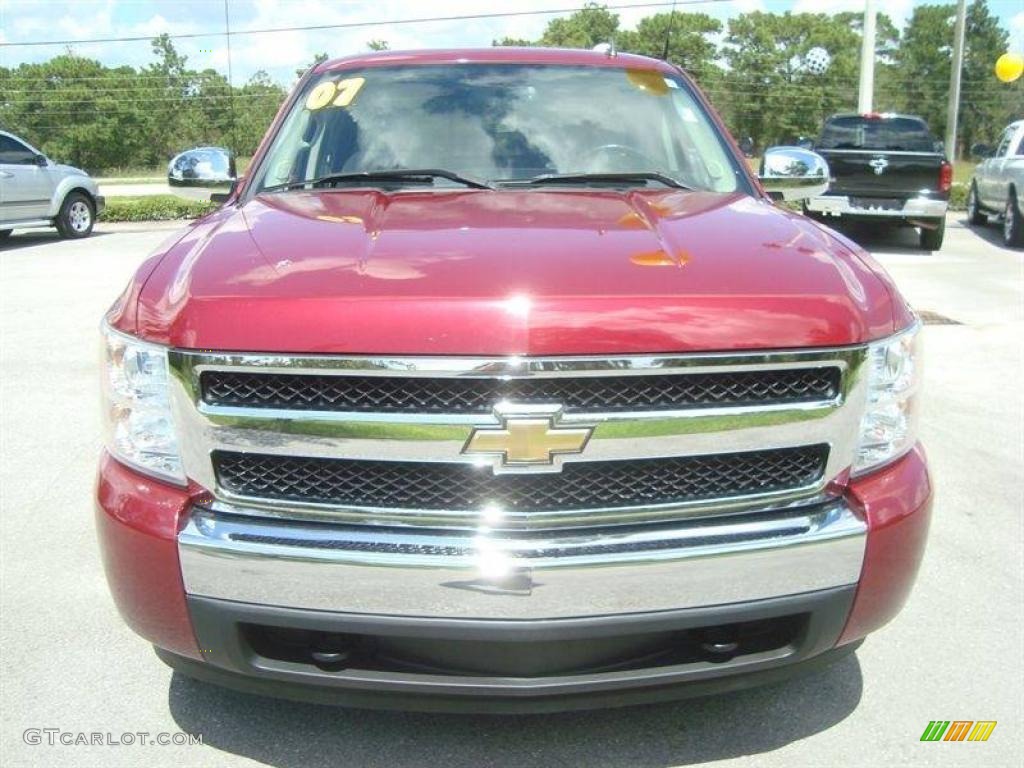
[
  {"xmin": 224, "ymin": 0, "xmax": 236, "ymax": 154},
  {"xmin": 857, "ymin": 0, "xmax": 876, "ymax": 113},
  {"xmin": 945, "ymin": 0, "xmax": 968, "ymax": 160}
]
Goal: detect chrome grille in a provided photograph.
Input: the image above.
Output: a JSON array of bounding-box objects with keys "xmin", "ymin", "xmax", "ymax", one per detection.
[
  {"xmin": 214, "ymin": 446, "xmax": 829, "ymax": 513},
  {"xmin": 200, "ymin": 367, "xmax": 841, "ymax": 414},
  {"xmin": 169, "ymin": 347, "xmax": 868, "ymax": 529}
]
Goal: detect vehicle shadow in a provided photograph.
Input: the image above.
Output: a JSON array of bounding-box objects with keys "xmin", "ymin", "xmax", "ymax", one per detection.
[
  {"xmin": 821, "ymin": 220, "xmax": 928, "ymax": 255},
  {"xmin": 0, "ymin": 229, "xmax": 113, "ymax": 250},
  {"xmin": 821, "ymin": 215, "xmax": 1021, "ymax": 255},
  {"xmin": 956, "ymin": 215, "xmax": 1018, "ymax": 251},
  {"xmin": 167, "ymin": 654, "xmax": 863, "ymax": 767}
]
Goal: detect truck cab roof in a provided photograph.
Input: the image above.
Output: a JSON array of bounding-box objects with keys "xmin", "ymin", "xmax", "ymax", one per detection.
[{"xmin": 313, "ymin": 47, "xmax": 678, "ymax": 75}]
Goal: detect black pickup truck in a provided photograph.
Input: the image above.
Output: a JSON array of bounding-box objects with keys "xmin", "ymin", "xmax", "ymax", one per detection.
[{"xmin": 803, "ymin": 113, "xmax": 952, "ymax": 250}]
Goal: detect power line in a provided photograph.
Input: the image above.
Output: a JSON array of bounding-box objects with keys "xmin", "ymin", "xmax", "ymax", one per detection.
[
  {"xmin": 1, "ymin": 72, "xmax": 267, "ymax": 84},
  {"xmin": 2, "ymin": 81, "xmax": 1007, "ymax": 108},
  {"xmin": 2, "ymin": 78, "xmax": 1010, "ymax": 108},
  {"xmin": 12, "ymin": 90, "xmax": 1015, "ymax": 118},
  {"xmin": 0, "ymin": 0, "xmax": 734, "ymax": 48},
  {"xmin": 0, "ymin": 72, "xmax": 1007, "ymax": 93}
]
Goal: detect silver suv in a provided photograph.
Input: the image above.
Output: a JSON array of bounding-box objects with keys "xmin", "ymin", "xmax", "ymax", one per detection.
[{"xmin": 0, "ymin": 130, "xmax": 105, "ymax": 241}]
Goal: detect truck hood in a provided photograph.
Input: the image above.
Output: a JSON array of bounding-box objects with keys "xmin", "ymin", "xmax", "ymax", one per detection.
[{"xmin": 130, "ymin": 188, "xmax": 902, "ymax": 355}]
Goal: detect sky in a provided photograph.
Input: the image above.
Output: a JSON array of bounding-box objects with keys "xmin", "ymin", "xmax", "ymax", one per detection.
[{"xmin": 1, "ymin": 0, "xmax": 1022, "ymax": 86}]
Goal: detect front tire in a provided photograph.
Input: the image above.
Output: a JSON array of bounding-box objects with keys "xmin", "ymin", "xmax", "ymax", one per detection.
[
  {"xmin": 55, "ymin": 191, "xmax": 95, "ymax": 239},
  {"xmin": 1004, "ymin": 192, "xmax": 1024, "ymax": 248},
  {"xmin": 966, "ymin": 183, "xmax": 986, "ymax": 226},
  {"xmin": 919, "ymin": 217, "xmax": 945, "ymax": 251}
]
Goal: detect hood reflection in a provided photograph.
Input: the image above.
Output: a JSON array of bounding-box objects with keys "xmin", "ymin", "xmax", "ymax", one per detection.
[{"xmin": 140, "ymin": 186, "xmax": 896, "ymax": 354}]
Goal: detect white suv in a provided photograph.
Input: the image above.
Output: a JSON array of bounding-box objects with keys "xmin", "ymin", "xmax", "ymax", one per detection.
[{"xmin": 0, "ymin": 131, "xmax": 105, "ymax": 241}]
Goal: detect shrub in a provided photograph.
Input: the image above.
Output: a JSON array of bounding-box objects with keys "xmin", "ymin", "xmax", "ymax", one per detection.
[
  {"xmin": 948, "ymin": 182, "xmax": 967, "ymax": 211},
  {"xmin": 99, "ymin": 195, "xmax": 218, "ymax": 223}
]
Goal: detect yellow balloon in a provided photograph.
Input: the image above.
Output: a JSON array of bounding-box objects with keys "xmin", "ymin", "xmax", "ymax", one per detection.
[{"xmin": 995, "ymin": 53, "xmax": 1024, "ymax": 83}]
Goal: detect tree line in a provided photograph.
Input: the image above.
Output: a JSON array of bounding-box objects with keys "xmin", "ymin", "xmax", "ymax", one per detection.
[
  {"xmin": 0, "ymin": 1, "xmax": 1019, "ymax": 173},
  {"xmin": 499, "ymin": 1, "xmax": 1020, "ymax": 156},
  {"xmin": 0, "ymin": 35, "xmax": 287, "ymax": 172}
]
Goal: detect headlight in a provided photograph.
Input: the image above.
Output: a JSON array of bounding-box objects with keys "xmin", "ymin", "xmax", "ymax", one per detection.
[
  {"xmin": 854, "ymin": 323, "xmax": 922, "ymax": 474},
  {"xmin": 101, "ymin": 324, "xmax": 185, "ymax": 484}
]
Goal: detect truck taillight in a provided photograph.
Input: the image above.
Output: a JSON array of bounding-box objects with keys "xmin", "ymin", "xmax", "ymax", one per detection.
[{"xmin": 939, "ymin": 161, "xmax": 953, "ymax": 193}]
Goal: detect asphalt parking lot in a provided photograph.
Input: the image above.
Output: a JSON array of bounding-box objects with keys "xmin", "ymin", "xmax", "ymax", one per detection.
[{"xmin": 0, "ymin": 215, "xmax": 1021, "ymax": 767}]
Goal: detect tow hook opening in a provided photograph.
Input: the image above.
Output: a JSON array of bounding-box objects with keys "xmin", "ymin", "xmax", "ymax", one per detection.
[
  {"xmin": 698, "ymin": 628, "xmax": 742, "ymax": 662},
  {"xmin": 239, "ymin": 614, "xmax": 804, "ymax": 678},
  {"xmin": 310, "ymin": 642, "xmax": 354, "ymax": 672},
  {"xmin": 244, "ymin": 626, "xmax": 364, "ymax": 671}
]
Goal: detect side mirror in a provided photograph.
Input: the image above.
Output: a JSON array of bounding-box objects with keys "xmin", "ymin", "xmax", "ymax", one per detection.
[
  {"xmin": 738, "ymin": 137, "xmax": 754, "ymax": 157},
  {"xmin": 758, "ymin": 146, "xmax": 830, "ymax": 202},
  {"xmin": 34, "ymin": 153, "xmax": 48, "ymax": 167},
  {"xmin": 970, "ymin": 143, "xmax": 993, "ymax": 159},
  {"xmin": 210, "ymin": 178, "xmax": 239, "ymax": 204}
]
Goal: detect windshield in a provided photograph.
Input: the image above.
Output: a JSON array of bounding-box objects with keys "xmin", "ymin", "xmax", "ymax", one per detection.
[
  {"xmin": 818, "ymin": 116, "xmax": 936, "ymax": 152},
  {"xmin": 252, "ymin": 63, "xmax": 743, "ymax": 194}
]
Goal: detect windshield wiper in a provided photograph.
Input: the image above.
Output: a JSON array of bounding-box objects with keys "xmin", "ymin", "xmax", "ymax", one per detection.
[
  {"xmin": 264, "ymin": 169, "xmax": 495, "ymax": 193},
  {"xmin": 512, "ymin": 172, "xmax": 691, "ymax": 190}
]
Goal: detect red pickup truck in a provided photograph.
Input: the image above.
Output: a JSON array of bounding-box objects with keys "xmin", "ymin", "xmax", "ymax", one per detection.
[{"xmin": 96, "ymin": 48, "xmax": 931, "ymax": 712}]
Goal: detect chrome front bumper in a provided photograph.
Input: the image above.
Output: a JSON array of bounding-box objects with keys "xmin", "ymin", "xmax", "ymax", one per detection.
[
  {"xmin": 168, "ymin": 346, "xmax": 869, "ymax": 531},
  {"xmin": 179, "ymin": 500, "xmax": 866, "ymax": 619},
  {"xmin": 806, "ymin": 195, "xmax": 948, "ymax": 218}
]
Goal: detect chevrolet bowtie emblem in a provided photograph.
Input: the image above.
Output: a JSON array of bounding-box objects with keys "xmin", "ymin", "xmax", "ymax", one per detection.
[{"xmin": 462, "ymin": 405, "xmax": 593, "ymax": 472}]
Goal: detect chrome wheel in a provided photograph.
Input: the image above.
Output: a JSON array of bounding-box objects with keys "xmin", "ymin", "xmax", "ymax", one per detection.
[
  {"xmin": 1005, "ymin": 194, "xmax": 1024, "ymax": 248},
  {"xmin": 69, "ymin": 200, "xmax": 91, "ymax": 232}
]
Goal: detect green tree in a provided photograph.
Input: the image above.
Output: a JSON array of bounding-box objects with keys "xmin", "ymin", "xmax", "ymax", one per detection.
[
  {"xmin": 494, "ymin": 6, "xmax": 723, "ymax": 88},
  {"xmin": 150, "ymin": 33, "xmax": 188, "ymax": 79},
  {"xmin": 493, "ymin": 36, "xmax": 534, "ymax": 47},
  {"xmin": 721, "ymin": 12, "xmax": 862, "ymax": 148},
  {"xmin": 536, "ymin": 3, "xmax": 620, "ymax": 48},
  {"xmin": 892, "ymin": 5, "xmax": 957, "ymax": 135},
  {"xmin": 295, "ymin": 52, "xmax": 328, "ymax": 79},
  {"xmin": 892, "ymin": 1, "xmax": 1019, "ymax": 157},
  {"xmin": 1, "ymin": 5, "xmax": 1018, "ymax": 172},
  {"xmin": 831, "ymin": 11, "xmax": 902, "ymax": 61},
  {"xmin": 618, "ymin": 12, "xmax": 722, "ymax": 83},
  {"xmin": 366, "ymin": 40, "xmax": 389, "ymax": 51},
  {"xmin": 0, "ymin": 35, "xmax": 283, "ymax": 172},
  {"xmin": 0, "ymin": 53, "xmax": 152, "ymax": 169},
  {"xmin": 233, "ymin": 71, "xmax": 287, "ymax": 156},
  {"xmin": 959, "ymin": 1, "xmax": 1020, "ymax": 153},
  {"xmin": 140, "ymin": 34, "xmax": 199, "ymax": 162}
]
